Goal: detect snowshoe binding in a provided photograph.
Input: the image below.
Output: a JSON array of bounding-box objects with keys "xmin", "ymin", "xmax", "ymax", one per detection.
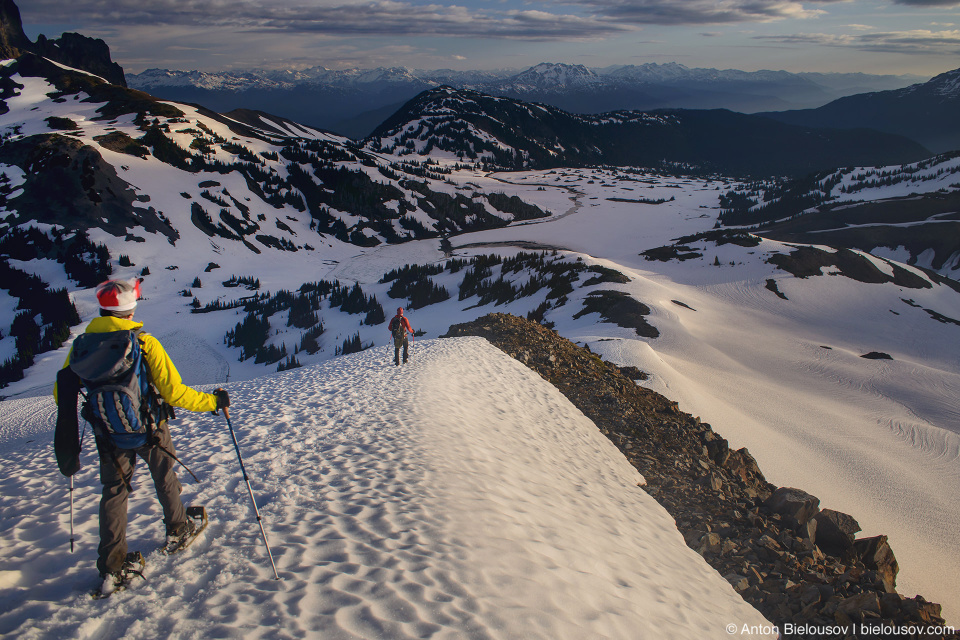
[
  {"xmin": 161, "ymin": 506, "xmax": 208, "ymax": 555},
  {"xmin": 91, "ymin": 551, "xmax": 146, "ymax": 599}
]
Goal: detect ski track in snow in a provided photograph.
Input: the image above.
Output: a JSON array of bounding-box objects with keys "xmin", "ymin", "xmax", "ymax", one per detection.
[{"xmin": 0, "ymin": 339, "xmax": 773, "ymax": 640}]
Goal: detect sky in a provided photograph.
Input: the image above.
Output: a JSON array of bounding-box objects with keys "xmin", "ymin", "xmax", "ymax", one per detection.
[{"xmin": 16, "ymin": 0, "xmax": 960, "ymax": 79}]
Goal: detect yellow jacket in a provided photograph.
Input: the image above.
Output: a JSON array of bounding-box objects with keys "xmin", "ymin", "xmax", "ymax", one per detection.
[{"xmin": 54, "ymin": 316, "xmax": 217, "ymax": 413}]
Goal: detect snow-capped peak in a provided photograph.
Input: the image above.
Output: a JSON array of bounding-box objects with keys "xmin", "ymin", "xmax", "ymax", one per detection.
[
  {"xmin": 506, "ymin": 62, "xmax": 601, "ymax": 90},
  {"xmin": 928, "ymin": 68, "xmax": 960, "ymax": 98}
]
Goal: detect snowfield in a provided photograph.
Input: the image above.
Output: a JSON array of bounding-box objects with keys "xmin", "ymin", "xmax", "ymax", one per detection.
[{"xmin": 0, "ymin": 339, "xmax": 775, "ymax": 639}]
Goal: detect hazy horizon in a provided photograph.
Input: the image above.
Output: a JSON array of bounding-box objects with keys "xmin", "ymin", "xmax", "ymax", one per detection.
[{"xmin": 18, "ymin": 0, "xmax": 959, "ymax": 78}]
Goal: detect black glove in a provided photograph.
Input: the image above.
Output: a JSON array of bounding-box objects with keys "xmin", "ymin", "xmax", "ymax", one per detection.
[{"xmin": 214, "ymin": 388, "xmax": 230, "ymax": 411}]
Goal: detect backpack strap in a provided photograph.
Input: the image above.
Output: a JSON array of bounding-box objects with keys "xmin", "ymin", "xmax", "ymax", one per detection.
[
  {"xmin": 133, "ymin": 329, "xmax": 171, "ymax": 434},
  {"xmin": 132, "ymin": 331, "xmax": 197, "ymax": 482}
]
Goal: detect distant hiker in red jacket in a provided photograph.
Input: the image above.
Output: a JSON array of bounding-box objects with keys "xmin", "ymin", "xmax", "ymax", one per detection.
[{"xmin": 388, "ymin": 308, "xmax": 414, "ymax": 366}]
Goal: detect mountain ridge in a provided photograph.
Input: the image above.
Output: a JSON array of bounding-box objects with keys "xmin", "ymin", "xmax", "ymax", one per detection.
[
  {"xmin": 366, "ymin": 85, "xmax": 930, "ymax": 177},
  {"xmin": 128, "ymin": 61, "xmax": 921, "ymax": 98},
  {"xmin": 0, "ymin": 0, "xmax": 125, "ymax": 87},
  {"xmin": 763, "ymin": 68, "xmax": 960, "ymax": 154}
]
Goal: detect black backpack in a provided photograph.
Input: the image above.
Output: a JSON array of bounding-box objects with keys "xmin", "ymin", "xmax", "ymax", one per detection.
[
  {"xmin": 68, "ymin": 329, "xmax": 165, "ymax": 449},
  {"xmin": 390, "ymin": 316, "xmax": 406, "ymax": 340}
]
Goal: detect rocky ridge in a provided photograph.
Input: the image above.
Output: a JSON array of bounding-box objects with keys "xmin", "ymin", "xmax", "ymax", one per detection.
[
  {"xmin": 0, "ymin": 0, "xmax": 126, "ymax": 87},
  {"xmin": 443, "ymin": 313, "xmax": 955, "ymax": 639}
]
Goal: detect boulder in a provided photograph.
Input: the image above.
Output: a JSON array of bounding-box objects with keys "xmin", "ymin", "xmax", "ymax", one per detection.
[
  {"xmin": 900, "ymin": 596, "xmax": 944, "ymax": 625},
  {"xmin": 800, "ymin": 582, "xmax": 822, "ymax": 606},
  {"xmin": 724, "ymin": 573, "xmax": 750, "ymax": 592},
  {"xmin": 854, "ymin": 535, "xmax": 899, "ymax": 593},
  {"xmin": 705, "ymin": 436, "xmax": 730, "ymax": 466},
  {"xmin": 697, "ymin": 532, "xmax": 722, "ymax": 556},
  {"xmin": 837, "ymin": 591, "xmax": 881, "ymax": 621},
  {"xmin": 879, "ymin": 592, "xmax": 903, "ymax": 618},
  {"xmin": 723, "ymin": 448, "xmax": 771, "ymax": 499},
  {"xmin": 764, "ymin": 487, "xmax": 820, "ymax": 527},
  {"xmin": 813, "ymin": 509, "xmax": 861, "ymax": 555},
  {"xmin": 701, "ymin": 472, "xmax": 723, "ymax": 492}
]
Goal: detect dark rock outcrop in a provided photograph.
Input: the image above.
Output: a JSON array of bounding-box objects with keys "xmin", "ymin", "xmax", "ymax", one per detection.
[
  {"xmin": 0, "ymin": 0, "xmax": 126, "ymax": 86},
  {"xmin": 0, "ymin": 0, "xmax": 29, "ymax": 59},
  {"xmin": 0, "ymin": 134, "xmax": 178, "ymax": 244},
  {"xmin": 855, "ymin": 535, "xmax": 900, "ymax": 594},
  {"xmin": 31, "ymin": 32, "xmax": 126, "ymax": 87},
  {"xmin": 443, "ymin": 313, "xmax": 954, "ymax": 638}
]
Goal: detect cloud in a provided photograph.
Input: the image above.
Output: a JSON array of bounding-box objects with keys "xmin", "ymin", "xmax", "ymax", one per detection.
[
  {"xmin": 20, "ymin": 0, "xmax": 633, "ymax": 41},
  {"xmin": 753, "ymin": 29, "xmax": 960, "ymax": 55},
  {"xmin": 20, "ymin": 0, "xmax": 852, "ymax": 43},
  {"xmin": 560, "ymin": 0, "xmax": 832, "ymax": 26},
  {"xmin": 890, "ymin": 0, "xmax": 960, "ymax": 5},
  {"xmin": 108, "ymin": 24, "xmax": 432, "ymax": 71}
]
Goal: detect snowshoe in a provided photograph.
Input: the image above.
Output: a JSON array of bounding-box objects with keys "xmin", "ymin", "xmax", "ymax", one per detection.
[
  {"xmin": 91, "ymin": 551, "xmax": 146, "ymax": 599},
  {"xmin": 161, "ymin": 506, "xmax": 208, "ymax": 555}
]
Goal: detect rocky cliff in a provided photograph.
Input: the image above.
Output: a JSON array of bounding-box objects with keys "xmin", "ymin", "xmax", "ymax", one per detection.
[{"xmin": 0, "ymin": 0, "xmax": 126, "ymax": 87}]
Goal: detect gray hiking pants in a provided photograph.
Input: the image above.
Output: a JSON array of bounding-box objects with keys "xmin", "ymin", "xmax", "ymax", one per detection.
[
  {"xmin": 394, "ymin": 335, "xmax": 408, "ymax": 365},
  {"xmin": 95, "ymin": 422, "xmax": 186, "ymax": 574}
]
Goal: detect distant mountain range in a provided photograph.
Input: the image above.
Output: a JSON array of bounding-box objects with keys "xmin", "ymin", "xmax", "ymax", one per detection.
[{"xmin": 127, "ymin": 62, "xmax": 924, "ymax": 139}]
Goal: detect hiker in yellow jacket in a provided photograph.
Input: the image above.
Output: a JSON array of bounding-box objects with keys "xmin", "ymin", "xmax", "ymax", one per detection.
[{"xmin": 54, "ymin": 278, "xmax": 228, "ymax": 596}]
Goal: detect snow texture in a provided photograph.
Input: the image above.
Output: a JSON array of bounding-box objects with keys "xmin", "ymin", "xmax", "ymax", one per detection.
[{"xmin": 0, "ymin": 339, "xmax": 774, "ymax": 639}]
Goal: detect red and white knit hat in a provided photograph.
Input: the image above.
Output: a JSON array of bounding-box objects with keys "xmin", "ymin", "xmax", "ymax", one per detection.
[{"xmin": 95, "ymin": 278, "xmax": 141, "ymax": 313}]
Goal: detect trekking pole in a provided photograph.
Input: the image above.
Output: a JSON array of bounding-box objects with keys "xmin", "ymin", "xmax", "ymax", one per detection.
[{"xmin": 222, "ymin": 407, "xmax": 280, "ymax": 580}]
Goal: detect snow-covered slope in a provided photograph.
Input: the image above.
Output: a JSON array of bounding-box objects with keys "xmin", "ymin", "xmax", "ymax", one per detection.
[
  {"xmin": 0, "ymin": 59, "xmax": 553, "ymax": 254},
  {"xmin": 0, "ymin": 338, "xmax": 775, "ymax": 639},
  {"xmin": 718, "ymin": 153, "xmax": 960, "ymax": 276}
]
